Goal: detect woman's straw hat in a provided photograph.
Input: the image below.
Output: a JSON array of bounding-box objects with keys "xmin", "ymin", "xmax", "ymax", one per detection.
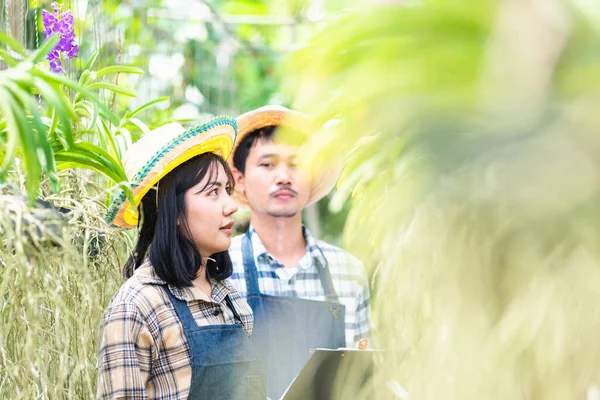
[
  {"xmin": 230, "ymin": 105, "xmax": 341, "ymax": 209},
  {"xmin": 106, "ymin": 116, "xmax": 237, "ymax": 229}
]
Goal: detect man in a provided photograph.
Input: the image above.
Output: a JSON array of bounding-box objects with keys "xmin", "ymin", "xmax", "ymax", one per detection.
[{"xmin": 227, "ymin": 105, "xmax": 371, "ymax": 399}]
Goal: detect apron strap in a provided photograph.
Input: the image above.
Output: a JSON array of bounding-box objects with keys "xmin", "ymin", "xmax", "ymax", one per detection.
[
  {"xmin": 242, "ymin": 230, "xmax": 262, "ymax": 297},
  {"xmin": 162, "ymin": 285, "xmax": 198, "ymax": 332},
  {"xmin": 224, "ymin": 295, "xmax": 243, "ymax": 324},
  {"xmin": 314, "ymin": 247, "xmax": 337, "ymax": 298},
  {"xmin": 313, "ymin": 246, "xmax": 342, "ymax": 318}
]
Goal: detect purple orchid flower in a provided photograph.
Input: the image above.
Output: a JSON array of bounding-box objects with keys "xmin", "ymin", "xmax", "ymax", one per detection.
[{"xmin": 41, "ymin": 2, "xmax": 79, "ymax": 73}]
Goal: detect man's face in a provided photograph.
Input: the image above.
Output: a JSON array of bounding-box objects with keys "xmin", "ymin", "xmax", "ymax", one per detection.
[{"xmin": 234, "ymin": 138, "xmax": 311, "ymax": 218}]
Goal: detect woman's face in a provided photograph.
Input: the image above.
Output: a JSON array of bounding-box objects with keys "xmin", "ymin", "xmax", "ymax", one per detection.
[{"xmin": 181, "ymin": 162, "xmax": 238, "ymax": 258}]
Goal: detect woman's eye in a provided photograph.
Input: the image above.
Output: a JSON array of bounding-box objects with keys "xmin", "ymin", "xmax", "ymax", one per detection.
[
  {"xmin": 209, "ymin": 188, "xmax": 218, "ymax": 196},
  {"xmin": 226, "ymin": 186, "xmax": 233, "ymax": 195}
]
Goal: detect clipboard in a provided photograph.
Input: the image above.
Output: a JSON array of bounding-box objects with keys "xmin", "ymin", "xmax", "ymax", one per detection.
[{"xmin": 279, "ymin": 348, "xmax": 379, "ymax": 400}]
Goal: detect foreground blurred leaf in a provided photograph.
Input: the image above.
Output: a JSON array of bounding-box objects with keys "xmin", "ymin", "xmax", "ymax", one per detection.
[{"xmin": 287, "ymin": 0, "xmax": 600, "ymax": 398}]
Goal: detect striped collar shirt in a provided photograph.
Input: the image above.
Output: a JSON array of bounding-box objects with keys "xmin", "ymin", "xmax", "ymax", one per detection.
[{"xmin": 227, "ymin": 224, "xmax": 371, "ymax": 347}]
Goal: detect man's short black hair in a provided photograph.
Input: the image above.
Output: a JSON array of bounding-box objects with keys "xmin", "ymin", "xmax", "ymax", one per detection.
[
  {"xmin": 232, "ymin": 125, "xmax": 307, "ymax": 174},
  {"xmin": 232, "ymin": 126, "xmax": 277, "ymax": 174}
]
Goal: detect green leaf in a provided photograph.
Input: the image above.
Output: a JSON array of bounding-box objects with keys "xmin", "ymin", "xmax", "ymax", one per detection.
[
  {"xmin": 28, "ymin": 34, "xmax": 60, "ymax": 64},
  {"xmin": 125, "ymin": 117, "xmax": 150, "ymax": 134},
  {"xmin": 74, "ymin": 103, "xmax": 92, "ymax": 119},
  {"xmin": 86, "ymin": 82, "xmax": 137, "ymax": 97},
  {"xmin": 128, "ymin": 96, "xmax": 169, "ymax": 118},
  {"xmin": 0, "ymin": 89, "xmax": 21, "ymax": 180},
  {"xmin": 94, "ymin": 117, "xmax": 109, "ymax": 151},
  {"xmin": 87, "ymin": 103, "xmax": 99, "ymax": 134},
  {"xmin": 0, "ymin": 86, "xmax": 41, "ymax": 199},
  {"xmin": 32, "ymin": 77, "xmax": 76, "ymax": 147},
  {"xmin": 5, "ymin": 80, "xmax": 58, "ymax": 188},
  {"xmin": 0, "ymin": 31, "xmax": 26, "ymax": 56},
  {"xmin": 54, "ymin": 150, "xmax": 125, "ymax": 185},
  {"xmin": 83, "ymin": 51, "xmax": 100, "ymax": 71},
  {"xmin": 115, "ymin": 127, "xmax": 133, "ymax": 150},
  {"xmin": 98, "ymin": 119, "xmax": 122, "ymax": 162},
  {"xmin": 95, "ymin": 66, "xmax": 144, "ymax": 78},
  {"xmin": 47, "ymin": 109, "xmax": 59, "ymax": 142},
  {"xmin": 77, "ymin": 69, "xmax": 91, "ymax": 88},
  {"xmin": 0, "ymin": 49, "xmax": 18, "ymax": 67},
  {"xmin": 73, "ymin": 141, "xmax": 126, "ymax": 180},
  {"xmin": 34, "ymin": 69, "xmax": 120, "ymax": 126},
  {"xmin": 159, "ymin": 116, "xmax": 197, "ymax": 125}
]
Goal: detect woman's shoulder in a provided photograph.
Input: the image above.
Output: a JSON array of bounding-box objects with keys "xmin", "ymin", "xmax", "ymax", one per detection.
[
  {"xmin": 105, "ymin": 271, "xmax": 169, "ymax": 320},
  {"xmin": 219, "ymin": 278, "xmax": 247, "ymax": 303}
]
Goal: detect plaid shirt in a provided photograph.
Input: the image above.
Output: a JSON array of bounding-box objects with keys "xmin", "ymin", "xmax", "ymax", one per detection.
[
  {"xmin": 228, "ymin": 224, "xmax": 371, "ymax": 347},
  {"xmin": 97, "ymin": 262, "xmax": 253, "ymax": 399}
]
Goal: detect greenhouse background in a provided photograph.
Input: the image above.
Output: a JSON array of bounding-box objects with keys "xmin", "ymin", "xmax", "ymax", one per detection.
[{"xmin": 3, "ymin": 0, "xmax": 600, "ymax": 398}]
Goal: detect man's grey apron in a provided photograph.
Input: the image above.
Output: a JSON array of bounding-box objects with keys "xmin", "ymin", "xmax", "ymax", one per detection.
[{"xmin": 242, "ymin": 231, "xmax": 346, "ymax": 399}]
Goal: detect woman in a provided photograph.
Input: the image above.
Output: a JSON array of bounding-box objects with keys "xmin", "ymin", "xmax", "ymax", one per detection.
[{"xmin": 98, "ymin": 117, "xmax": 265, "ymax": 399}]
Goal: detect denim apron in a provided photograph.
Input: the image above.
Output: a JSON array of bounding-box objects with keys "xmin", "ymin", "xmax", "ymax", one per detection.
[
  {"xmin": 163, "ymin": 287, "xmax": 266, "ymax": 400},
  {"xmin": 242, "ymin": 231, "xmax": 346, "ymax": 400}
]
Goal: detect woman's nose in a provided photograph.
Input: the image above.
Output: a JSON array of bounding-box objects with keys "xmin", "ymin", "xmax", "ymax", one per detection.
[{"xmin": 223, "ymin": 193, "xmax": 238, "ymax": 216}]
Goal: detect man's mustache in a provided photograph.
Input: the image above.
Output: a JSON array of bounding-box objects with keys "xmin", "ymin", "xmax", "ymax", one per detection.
[{"xmin": 270, "ymin": 187, "xmax": 298, "ymax": 197}]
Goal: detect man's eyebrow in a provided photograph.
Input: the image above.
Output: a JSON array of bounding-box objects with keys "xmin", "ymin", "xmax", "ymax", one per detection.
[{"xmin": 257, "ymin": 154, "xmax": 277, "ymax": 160}]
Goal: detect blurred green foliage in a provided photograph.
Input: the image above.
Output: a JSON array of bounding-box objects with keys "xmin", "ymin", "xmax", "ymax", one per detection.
[{"xmin": 286, "ymin": 0, "xmax": 600, "ymax": 398}]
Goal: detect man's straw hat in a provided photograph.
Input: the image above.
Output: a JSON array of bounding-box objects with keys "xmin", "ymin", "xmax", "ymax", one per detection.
[{"xmin": 230, "ymin": 105, "xmax": 341, "ymax": 209}]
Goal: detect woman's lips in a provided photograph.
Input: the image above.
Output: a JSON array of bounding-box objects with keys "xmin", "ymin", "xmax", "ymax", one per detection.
[{"xmin": 220, "ymin": 221, "xmax": 234, "ymax": 235}]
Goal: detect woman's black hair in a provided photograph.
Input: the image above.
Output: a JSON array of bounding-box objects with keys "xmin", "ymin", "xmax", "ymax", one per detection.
[{"xmin": 123, "ymin": 152, "xmax": 235, "ymax": 287}]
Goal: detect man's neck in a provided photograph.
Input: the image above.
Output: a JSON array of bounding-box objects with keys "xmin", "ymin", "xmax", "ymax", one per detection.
[{"xmin": 251, "ymin": 214, "xmax": 306, "ymax": 268}]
